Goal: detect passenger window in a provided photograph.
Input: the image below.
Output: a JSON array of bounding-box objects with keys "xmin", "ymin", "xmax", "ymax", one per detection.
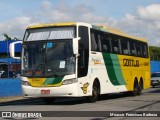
[
  {"xmin": 142, "ymin": 44, "xmax": 148, "ymax": 58},
  {"xmin": 91, "ymin": 30, "xmax": 102, "ymax": 52},
  {"xmin": 91, "ymin": 32, "xmax": 97, "ymax": 51},
  {"xmin": 130, "ymin": 41, "xmax": 137, "ymax": 56},
  {"xmin": 101, "ymin": 34, "xmax": 111, "ymax": 53},
  {"xmin": 136, "ymin": 42, "xmax": 142, "ymax": 57},
  {"xmin": 111, "ymin": 34, "xmax": 121, "ymax": 54},
  {"xmin": 98, "ymin": 34, "xmax": 102, "ymax": 51},
  {"xmin": 121, "ymin": 39, "xmax": 130, "ymax": 55}
]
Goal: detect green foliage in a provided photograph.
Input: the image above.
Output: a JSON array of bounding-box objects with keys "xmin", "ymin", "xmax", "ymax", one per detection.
[
  {"xmin": 2, "ymin": 33, "xmax": 12, "ymax": 40},
  {"xmin": 149, "ymin": 46, "xmax": 160, "ymax": 61},
  {"xmin": 2, "ymin": 33, "xmax": 21, "ymax": 41}
]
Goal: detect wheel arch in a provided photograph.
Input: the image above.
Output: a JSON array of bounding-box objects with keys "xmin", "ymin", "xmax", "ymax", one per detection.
[{"xmin": 93, "ymin": 78, "xmax": 101, "ymax": 94}]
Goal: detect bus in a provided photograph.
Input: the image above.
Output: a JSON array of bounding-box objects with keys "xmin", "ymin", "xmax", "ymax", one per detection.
[{"xmin": 10, "ymin": 22, "xmax": 150, "ymax": 103}]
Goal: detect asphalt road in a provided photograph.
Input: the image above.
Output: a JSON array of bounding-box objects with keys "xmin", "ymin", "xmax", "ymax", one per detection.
[{"xmin": 0, "ymin": 86, "xmax": 160, "ymax": 120}]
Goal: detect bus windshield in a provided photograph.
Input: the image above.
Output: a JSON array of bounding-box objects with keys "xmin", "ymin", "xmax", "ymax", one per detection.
[{"xmin": 22, "ymin": 40, "xmax": 75, "ymax": 77}]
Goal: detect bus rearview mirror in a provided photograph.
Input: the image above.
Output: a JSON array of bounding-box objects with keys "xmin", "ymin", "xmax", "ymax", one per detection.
[
  {"xmin": 73, "ymin": 37, "xmax": 80, "ymax": 55},
  {"xmin": 9, "ymin": 41, "xmax": 22, "ymax": 59}
]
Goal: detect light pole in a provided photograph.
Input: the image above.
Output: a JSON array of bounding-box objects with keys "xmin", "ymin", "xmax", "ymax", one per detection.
[
  {"xmin": 2, "ymin": 33, "xmax": 11, "ymax": 78},
  {"xmin": 7, "ymin": 40, "xmax": 9, "ymax": 78}
]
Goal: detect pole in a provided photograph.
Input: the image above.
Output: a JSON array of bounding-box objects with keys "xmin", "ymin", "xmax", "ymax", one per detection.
[{"xmin": 7, "ymin": 40, "xmax": 9, "ymax": 78}]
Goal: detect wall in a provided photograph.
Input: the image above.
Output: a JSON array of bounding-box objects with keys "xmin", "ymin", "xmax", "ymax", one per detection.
[
  {"xmin": 150, "ymin": 61, "xmax": 160, "ymax": 73},
  {"xmin": 0, "ymin": 78, "xmax": 22, "ymax": 97}
]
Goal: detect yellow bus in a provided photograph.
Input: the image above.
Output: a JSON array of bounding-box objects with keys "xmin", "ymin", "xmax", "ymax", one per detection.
[{"xmin": 10, "ymin": 22, "xmax": 150, "ymax": 103}]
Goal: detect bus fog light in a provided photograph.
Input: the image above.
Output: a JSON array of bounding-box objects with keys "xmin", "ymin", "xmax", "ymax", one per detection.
[
  {"xmin": 22, "ymin": 81, "xmax": 31, "ymax": 86},
  {"xmin": 62, "ymin": 78, "xmax": 77, "ymax": 85}
]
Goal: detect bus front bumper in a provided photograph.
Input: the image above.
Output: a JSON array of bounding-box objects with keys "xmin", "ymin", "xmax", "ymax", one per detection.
[{"xmin": 22, "ymin": 83, "xmax": 79, "ymax": 97}]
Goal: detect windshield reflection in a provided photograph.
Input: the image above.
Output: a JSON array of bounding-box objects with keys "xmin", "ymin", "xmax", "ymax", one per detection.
[{"xmin": 22, "ymin": 40, "xmax": 75, "ymax": 77}]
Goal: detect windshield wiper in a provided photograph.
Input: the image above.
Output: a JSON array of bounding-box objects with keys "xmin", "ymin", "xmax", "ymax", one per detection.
[
  {"xmin": 47, "ymin": 64, "xmax": 61, "ymax": 78},
  {"xmin": 51, "ymin": 70, "xmax": 61, "ymax": 77}
]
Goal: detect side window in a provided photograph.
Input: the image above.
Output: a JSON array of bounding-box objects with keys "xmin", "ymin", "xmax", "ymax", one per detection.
[
  {"xmin": 101, "ymin": 33, "xmax": 111, "ymax": 53},
  {"xmin": 91, "ymin": 29, "xmax": 102, "ymax": 52},
  {"xmin": 111, "ymin": 34, "xmax": 121, "ymax": 54},
  {"xmin": 141, "ymin": 43, "xmax": 148, "ymax": 58},
  {"xmin": 136, "ymin": 42, "xmax": 142, "ymax": 57},
  {"xmin": 130, "ymin": 41, "xmax": 137, "ymax": 56},
  {"xmin": 97, "ymin": 34, "xmax": 102, "ymax": 51},
  {"xmin": 112, "ymin": 39, "xmax": 118, "ymax": 54},
  {"xmin": 91, "ymin": 31, "xmax": 97, "ymax": 51},
  {"xmin": 121, "ymin": 39, "xmax": 130, "ymax": 55}
]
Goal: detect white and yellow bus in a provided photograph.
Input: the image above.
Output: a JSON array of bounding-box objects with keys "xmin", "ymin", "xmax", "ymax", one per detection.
[{"xmin": 10, "ymin": 22, "xmax": 150, "ymax": 103}]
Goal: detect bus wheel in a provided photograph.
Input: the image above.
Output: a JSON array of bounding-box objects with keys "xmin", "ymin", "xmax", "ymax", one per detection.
[
  {"xmin": 42, "ymin": 97, "xmax": 55, "ymax": 104},
  {"xmin": 137, "ymin": 81, "xmax": 143, "ymax": 95},
  {"xmin": 88, "ymin": 80, "xmax": 100, "ymax": 103},
  {"xmin": 132, "ymin": 82, "xmax": 138, "ymax": 96}
]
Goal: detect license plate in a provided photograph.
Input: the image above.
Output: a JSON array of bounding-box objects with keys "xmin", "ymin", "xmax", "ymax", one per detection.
[{"xmin": 41, "ymin": 90, "xmax": 50, "ymax": 94}]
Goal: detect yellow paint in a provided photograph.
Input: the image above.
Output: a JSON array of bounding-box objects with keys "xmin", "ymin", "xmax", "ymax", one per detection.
[
  {"xmin": 82, "ymin": 83, "xmax": 89, "ymax": 94},
  {"xmin": 27, "ymin": 22, "xmax": 76, "ymax": 29},
  {"xmin": 28, "ymin": 78, "xmax": 46, "ymax": 87},
  {"xmin": 28, "ymin": 78, "xmax": 62, "ymax": 87},
  {"xmin": 98, "ymin": 25, "xmax": 146, "ymax": 42},
  {"xmin": 94, "ymin": 62, "xmax": 102, "ymax": 64},
  {"xmin": 118, "ymin": 55, "xmax": 150, "ymax": 91}
]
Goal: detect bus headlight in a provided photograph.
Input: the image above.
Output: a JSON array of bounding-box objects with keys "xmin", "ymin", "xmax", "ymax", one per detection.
[
  {"xmin": 62, "ymin": 78, "xmax": 78, "ymax": 85},
  {"xmin": 22, "ymin": 81, "xmax": 31, "ymax": 86}
]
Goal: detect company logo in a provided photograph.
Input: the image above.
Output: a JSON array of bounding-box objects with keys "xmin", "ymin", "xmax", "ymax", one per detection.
[
  {"xmin": 91, "ymin": 58, "xmax": 102, "ymax": 64},
  {"xmin": 123, "ymin": 59, "xmax": 139, "ymax": 67},
  {"xmin": 81, "ymin": 83, "xmax": 89, "ymax": 94},
  {"xmin": 32, "ymin": 78, "xmax": 43, "ymax": 82}
]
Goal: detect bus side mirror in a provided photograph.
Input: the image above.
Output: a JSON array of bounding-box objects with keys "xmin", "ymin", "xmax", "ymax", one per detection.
[
  {"xmin": 73, "ymin": 37, "xmax": 80, "ymax": 56},
  {"xmin": 9, "ymin": 41, "xmax": 22, "ymax": 59}
]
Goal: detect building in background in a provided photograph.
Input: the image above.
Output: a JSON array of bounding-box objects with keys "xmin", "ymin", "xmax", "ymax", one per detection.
[{"xmin": 0, "ymin": 40, "xmax": 21, "ymax": 72}]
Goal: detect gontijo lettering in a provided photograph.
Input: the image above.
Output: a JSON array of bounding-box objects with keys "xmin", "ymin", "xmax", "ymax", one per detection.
[{"xmin": 123, "ymin": 59, "xmax": 139, "ymax": 67}]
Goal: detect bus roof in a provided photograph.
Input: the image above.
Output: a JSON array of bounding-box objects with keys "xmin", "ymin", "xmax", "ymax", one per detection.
[
  {"xmin": 27, "ymin": 22, "xmax": 146, "ymax": 42},
  {"xmin": 93, "ymin": 25, "xmax": 146, "ymax": 42},
  {"xmin": 27, "ymin": 22, "xmax": 77, "ymax": 29}
]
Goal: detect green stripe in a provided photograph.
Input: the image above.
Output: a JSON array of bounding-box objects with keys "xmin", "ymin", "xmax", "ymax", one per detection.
[
  {"xmin": 92, "ymin": 25, "xmax": 109, "ymax": 32},
  {"xmin": 102, "ymin": 53, "xmax": 126, "ymax": 85},
  {"xmin": 42, "ymin": 77, "xmax": 63, "ymax": 85}
]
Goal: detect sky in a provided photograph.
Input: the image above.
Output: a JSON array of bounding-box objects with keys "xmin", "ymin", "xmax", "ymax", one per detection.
[{"xmin": 0, "ymin": 0, "xmax": 160, "ymax": 46}]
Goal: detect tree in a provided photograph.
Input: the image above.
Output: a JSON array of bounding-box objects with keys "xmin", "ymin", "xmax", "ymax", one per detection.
[
  {"xmin": 2, "ymin": 33, "xmax": 11, "ymax": 40},
  {"xmin": 2, "ymin": 33, "xmax": 21, "ymax": 41},
  {"xmin": 149, "ymin": 46, "xmax": 160, "ymax": 61}
]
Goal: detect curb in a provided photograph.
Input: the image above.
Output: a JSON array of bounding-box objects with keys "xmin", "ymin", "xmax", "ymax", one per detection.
[
  {"xmin": 0, "ymin": 97, "xmax": 37, "ymax": 105},
  {"xmin": 0, "ymin": 96, "xmax": 24, "ymax": 102}
]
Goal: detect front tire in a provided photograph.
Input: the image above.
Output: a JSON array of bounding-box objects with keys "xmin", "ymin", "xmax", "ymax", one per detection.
[{"xmin": 88, "ymin": 80, "xmax": 100, "ymax": 103}]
